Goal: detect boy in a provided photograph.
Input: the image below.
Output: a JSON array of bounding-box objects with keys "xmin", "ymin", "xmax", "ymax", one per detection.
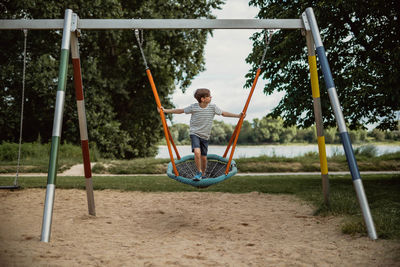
[{"xmin": 160, "ymin": 88, "xmax": 243, "ymax": 181}]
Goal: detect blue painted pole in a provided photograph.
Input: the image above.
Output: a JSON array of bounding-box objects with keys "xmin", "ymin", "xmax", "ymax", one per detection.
[{"xmin": 305, "ymin": 7, "xmax": 377, "ymax": 240}]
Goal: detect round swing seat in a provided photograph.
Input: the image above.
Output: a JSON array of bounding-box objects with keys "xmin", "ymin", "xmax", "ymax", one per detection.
[{"xmin": 166, "ymin": 154, "xmax": 237, "ymax": 188}]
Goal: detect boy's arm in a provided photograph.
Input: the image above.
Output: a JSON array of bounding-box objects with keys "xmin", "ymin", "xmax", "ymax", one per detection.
[
  {"xmin": 222, "ymin": 111, "xmax": 244, "ymax": 118},
  {"xmin": 158, "ymin": 106, "xmax": 185, "ymax": 114}
]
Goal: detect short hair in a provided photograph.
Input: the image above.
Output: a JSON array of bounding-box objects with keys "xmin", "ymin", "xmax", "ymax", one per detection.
[{"xmin": 194, "ymin": 88, "xmax": 210, "ymax": 103}]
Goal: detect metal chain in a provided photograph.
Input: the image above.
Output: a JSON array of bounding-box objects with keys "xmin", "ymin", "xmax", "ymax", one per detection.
[
  {"xmin": 15, "ymin": 29, "xmax": 28, "ymax": 186},
  {"xmin": 136, "ymin": 28, "xmax": 144, "ymax": 47},
  {"xmin": 258, "ymin": 30, "xmax": 275, "ymax": 67},
  {"xmin": 134, "ymin": 28, "xmax": 148, "ymax": 69}
]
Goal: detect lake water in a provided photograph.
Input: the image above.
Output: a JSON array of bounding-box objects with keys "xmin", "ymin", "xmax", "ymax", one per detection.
[{"xmin": 156, "ymin": 144, "xmax": 400, "ymax": 158}]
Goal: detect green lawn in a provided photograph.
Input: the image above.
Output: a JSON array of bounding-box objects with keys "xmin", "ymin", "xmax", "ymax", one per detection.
[
  {"xmin": 1, "ymin": 142, "xmax": 399, "ymax": 174},
  {"xmin": 1, "ymin": 173, "xmax": 399, "ymax": 240}
]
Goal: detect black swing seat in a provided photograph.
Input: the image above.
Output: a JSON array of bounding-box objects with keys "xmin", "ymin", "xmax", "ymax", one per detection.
[
  {"xmin": 167, "ymin": 154, "xmax": 237, "ymax": 188},
  {"xmin": 0, "ymin": 185, "xmax": 20, "ymax": 190}
]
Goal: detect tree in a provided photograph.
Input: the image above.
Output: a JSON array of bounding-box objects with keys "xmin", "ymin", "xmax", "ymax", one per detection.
[
  {"xmin": 369, "ymin": 129, "xmax": 385, "ymax": 142},
  {"xmin": 253, "ymin": 116, "xmax": 285, "ymax": 143},
  {"xmin": 280, "ymin": 126, "xmax": 296, "ymax": 143},
  {"xmin": 0, "ymin": 0, "xmax": 223, "ymax": 158},
  {"xmin": 237, "ymin": 120, "xmax": 254, "ymax": 144},
  {"xmin": 170, "ymin": 123, "xmax": 189, "ymax": 144},
  {"xmin": 210, "ymin": 120, "xmax": 233, "ymax": 145},
  {"xmin": 324, "ymin": 127, "xmax": 340, "ymax": 144},
  {"xmin": 247, "ymin": 0, "xmax": 399, "ymax": 130},
  {"xmin": 293, "ymin": 127, "xmax": 316, "ymax": 143}
]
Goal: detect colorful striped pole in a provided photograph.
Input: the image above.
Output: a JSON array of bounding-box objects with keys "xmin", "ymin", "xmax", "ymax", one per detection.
[
  {"xmin": 71, "ymin": 32, "xmax": 96, "ymax": 216},
  {"xmin": 41, "ymin": 9, "xmax": 73, "ymax": 242},
  {"xmin": 302, "ymin": 14, "xmax": 330, "ymax": 206},
  {"xmin": 305, "ymin": 7, "xmax": 377, "ymax": 240}
]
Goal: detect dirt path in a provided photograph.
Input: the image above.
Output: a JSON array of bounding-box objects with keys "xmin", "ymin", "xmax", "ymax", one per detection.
[
  {"xmin": 0, "ymin": 189, "xmax": 399, "ymax": 266},
  {"xmin": 1, "ymin": 162, "xmax": 398, "ymax": 177}
]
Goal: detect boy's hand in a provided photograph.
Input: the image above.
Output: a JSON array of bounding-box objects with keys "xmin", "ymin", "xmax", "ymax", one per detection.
[
  {"xmin": 240, "ymin": 112, "xmax": 246, "ymax": 118},
  {"xmin": 157, "ymin": 106, "xmax": 164, "ymax": 113}
]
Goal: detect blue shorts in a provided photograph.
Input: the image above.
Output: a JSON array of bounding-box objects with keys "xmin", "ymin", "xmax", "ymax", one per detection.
[{"xmin": 190, "ymin": 134, "xmax": 208, "ymax": 156}]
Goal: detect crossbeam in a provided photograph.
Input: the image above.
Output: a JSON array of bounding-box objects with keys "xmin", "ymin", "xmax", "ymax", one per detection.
[{"xmin": 0, "ymin": 19, "xmax": 303, "ymax": 30}]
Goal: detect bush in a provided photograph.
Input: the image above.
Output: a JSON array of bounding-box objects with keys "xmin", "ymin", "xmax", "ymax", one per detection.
[
  {"xmin": 0, "ymin": 141, "xmax": 100, "ymax": 163},
  {"xmin": 0, "ymin": 142, "xmax": 50, "ymax": 161},
  {"xmin": 349, "ymin": 129, "xmax": 368, "ymax": 143},
  {"xmin": 90, "ymin": 121, "xmax": 134, "ymax": 159},
  {"xmin": 370, "ymin": 129, "xmax": 385, "ymax": 141},
  {"xmin": 354, "ymin": 145, "xmax": 378, "ymax": 157},
  {"xmin": 385, "ymin": 131, "xmax": 400, "ymax": 141}
]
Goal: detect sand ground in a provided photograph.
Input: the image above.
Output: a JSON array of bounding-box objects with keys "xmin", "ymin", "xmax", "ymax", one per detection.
[{"xmin": 0, "ymin": 189, "xmax": 399, "ymax": 266}]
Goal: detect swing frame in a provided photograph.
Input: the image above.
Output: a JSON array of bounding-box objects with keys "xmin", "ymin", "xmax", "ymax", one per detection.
[{"xmin": 0, "ymin": 7, "xmax": 377, "ymax": 242}]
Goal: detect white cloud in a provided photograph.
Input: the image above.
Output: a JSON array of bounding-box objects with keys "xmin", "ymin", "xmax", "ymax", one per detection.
[{"xmin": 170, "ymin": 0, "xmax": 284, "ymax": 125}]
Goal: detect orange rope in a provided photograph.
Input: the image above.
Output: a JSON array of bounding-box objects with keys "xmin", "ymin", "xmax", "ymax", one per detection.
[
  {"xmin": 146, "ymin": 69, "xmax": 179, "ymax": 176},
  {"xmin": 225, "ymin": 68, "xmax": 261, "ymax": 174},
  {"xmin": 223, "ymin": 122, "xmax": 240, "ymax": 158},
  {"xmin": 166, "ymin": 126, "xmax": 181, "ymax": 160}
]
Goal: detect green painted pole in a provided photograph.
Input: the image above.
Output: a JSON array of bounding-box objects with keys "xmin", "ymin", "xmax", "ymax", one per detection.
[{"xmin": 41, "ymin": 9, "xmax": 73, "ymax": 243}]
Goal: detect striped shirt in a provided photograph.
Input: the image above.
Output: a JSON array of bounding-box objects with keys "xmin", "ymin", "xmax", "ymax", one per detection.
[{"xmin": 184, "ymin": 103, "xmax": 222, "ymax": 140}]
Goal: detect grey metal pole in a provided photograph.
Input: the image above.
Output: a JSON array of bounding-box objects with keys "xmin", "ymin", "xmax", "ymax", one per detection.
[
  {"xmin": 305, "ymin": 7, "xmax": 377, "ymax": 240},
  {"xmin": 40, "ymin": 9, "xmax": 73, "ymax": 243},
  {"xmin": 0, "ymin": 18, "xmax": 303, "ymax": 30}
]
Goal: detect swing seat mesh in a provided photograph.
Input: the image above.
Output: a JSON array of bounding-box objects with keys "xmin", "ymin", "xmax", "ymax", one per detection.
[{"xmin": 167, "ymin": 154, "xmax": 237, "ymax": 188}]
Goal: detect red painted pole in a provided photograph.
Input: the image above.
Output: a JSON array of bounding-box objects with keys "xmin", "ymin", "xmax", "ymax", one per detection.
[{"xmin": 71, "ymin": 32, "xmax": 95, "ymax": 216}]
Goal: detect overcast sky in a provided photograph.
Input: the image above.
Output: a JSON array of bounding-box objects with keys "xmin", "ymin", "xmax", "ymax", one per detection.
[{"xmin": 170, "ymin": 0, "xmax": 285, "ymax": 125}]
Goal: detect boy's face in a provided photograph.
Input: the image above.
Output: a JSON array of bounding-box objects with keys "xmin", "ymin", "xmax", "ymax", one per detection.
[{"xmin": 201, "ymin": 95, "xmax": 212, "ymax": 104}]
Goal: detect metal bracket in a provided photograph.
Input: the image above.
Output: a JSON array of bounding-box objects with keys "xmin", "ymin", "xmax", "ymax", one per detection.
[
  {"xmin": 71, "ymin": 13, "xmax": 78, "ymax": 32},
  {"xmin": 301, "ymin": 12, "xmax": 311, "ymax": 36}
]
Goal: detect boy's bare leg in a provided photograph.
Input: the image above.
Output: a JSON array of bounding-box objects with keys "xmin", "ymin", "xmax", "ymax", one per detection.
[
  {"xmin": 194, "ymin": 148, "xmax": 202, "ymax": 173},
  {"xmin": 201, "ymin": 155, "xmax": 207, "ymax": 176}
]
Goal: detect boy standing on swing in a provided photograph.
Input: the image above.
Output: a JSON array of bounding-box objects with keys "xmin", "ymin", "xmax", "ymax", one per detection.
[{"xmin": 160, "ymin": 88, "xmax": 243, "ymax": 181}]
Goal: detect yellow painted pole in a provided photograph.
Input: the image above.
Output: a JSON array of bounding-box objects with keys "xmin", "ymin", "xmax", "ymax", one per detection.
[{"xmin": 305, "ymin": 29, "xmax": 330, "ymax": 206}]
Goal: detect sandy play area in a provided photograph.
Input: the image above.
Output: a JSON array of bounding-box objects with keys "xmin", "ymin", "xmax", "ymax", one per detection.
[{"xmin": 0, "ymin": 189, "xmax": 399, "ymax": 266}]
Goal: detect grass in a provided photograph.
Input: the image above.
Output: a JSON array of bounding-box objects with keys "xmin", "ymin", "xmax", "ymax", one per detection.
[
  {"xmin": 92, "ymin": 151, "xmax": 400, "ymax": 174},
  {"xmin": 92, "ymin": 158, "xmax": 170, "ymax": 174},
  {"xmin": 1, "ymin": 173, "xmax": 399, "ymax": 240},
  {"xmin": 0, "ymin": 142, "xmax": 100, "ymax": 173},
  {"xmin": 2, "ymin": 142, "xmax": 399, "ymax": 174}
]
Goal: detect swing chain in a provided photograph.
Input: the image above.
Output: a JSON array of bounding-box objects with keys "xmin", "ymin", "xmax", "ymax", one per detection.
[
  {"xmin": 15, "ymin": 29, "xmax": 28, "ymax": 185},
  {"xmin": 134, "ymin": 28, "xmax": 144, "ymax": 47},
  {"xmin": 264, "ymin": 29, "xmax": 274, "ymax": 46},
  {"xmin": 258, "ymin": 29, "xmax": 275, "ymax": 68},
  {"xmin": 134, "ymin": 27, "xmax": 149, "ymax": 69}
]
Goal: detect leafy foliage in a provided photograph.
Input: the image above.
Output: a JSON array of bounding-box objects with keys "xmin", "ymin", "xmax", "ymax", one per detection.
[
  {"xmin": 0, "ymin": 0, "xmax": 223, "ymax": 158},
  {"xmin": 167, "ymin": 117, "xmax": 396, "ymax": 145},
  {"xmin": 247, "ymin": 0, "xmax": 400, "ymax": 130},
  {"xmin": 169, "ymin": 123, "xmax": 190, "ymax": 145}
]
